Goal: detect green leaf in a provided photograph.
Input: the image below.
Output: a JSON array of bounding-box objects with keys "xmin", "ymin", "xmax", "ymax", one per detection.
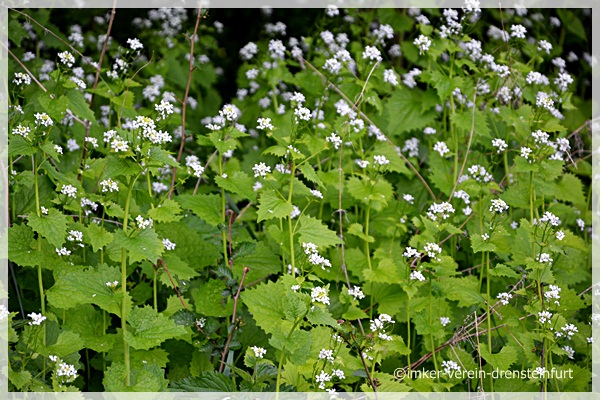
[
  {"xmin": 8, "ymin": 224, "xmax": 40, "ymax": 267},
  {"xmin": 299, "ymin": 163, "xmax": 325, "ymax": 189},
  {"xmin": 306, "ymin": 305, "xmax": 337, "ymax": 327},
  {"xmin": 8, "ymin": 135, "xmax": 36, "ymax": 157},
  {"xmin": 256, "ymin": 191, "xmax": 293, "ymax": 222},
  {"xmin": 471, "ymin": 234, "xmax": 497, "ymax": 253},
  {"xmin": 297, "ymin": 215, "xmax": 342, "ymax": 248},
  {"xmin": 171, "ymin": 372, "xmax": 235, "ymax": 392},
  {"xmin": 27, "ymin": 208, "xmax": 68, "ymax": 248},
  {"xmin": 147, "ymin": 199, "xmax": 182, "ymax": 223},
  {"xmin": 45, "ymin": 330, "xmax": 85, "ymax": 358},
  {"xmin": 439, "ymin": 277, "xmax": 484, "ymax": 307},
  {"xmin": 8, "ymin": 19, "xmax": 28, "ymax": 47},
  {"xmin": 159, "ymin": 254, "xmax": 199, "ymax": 287},
  {"xmin": 190, "ymin": 278, "xmax": 233, "ymax": 318},
  {"xmin": 282, "ymin": 292, "xmax": 308, "ymax": 321},
  {"xmin": 234, "ymin": 241, "xmax": 281, "ymax": 282},
  {"xmin": 65, "ymin": 88, "xmax": 96, "ymax": 122},
  {"xmin": 112, "ymin": 228, "xmax": 163, "ymax": 264},
  {"xmin": 104, "ymin": 362, "xmax": 168, "ymax": 392},
  {"xmin": 363, "ymin": 258, "xmax": 400, "ymax": 284},
  {"xmin": 124, "ymin": 305, "xmax": 187, "ymax": 350},
  {"xmin": 46, "ymin": 264, "xmax": 131, "ymax": 318},
  {"xmin": 214, "ymin": 171, "xmax": 256, "ymax": 201},
  {"xmin": 8, "ymin": 368, "xmax": 31, "ymax": 390},
  {"xmin": 147, "ymin": 147, "xmax": 179, "ymax": 168},
  {"xmin": 347, "ymin": 223, "xmax": 374, "ymax": 243},
  {"xmin": 383, "ymin": 87, "xmax": 437, "ymax": 136},
  {"xmin": 490, "ymin": 264, "xmax": 520, "ymax": 279},
  {"xmin": 450, "ymin": 107, "xmax": 490, "ymax": 138},
  {"xmin": 176, "ymin": 194, "xmax": 222, "ymax": 227},
  {"xmin": 84, "ymin": 222, "xmax": 114, "ymax": 252},
  {"xmin": 62, "ymin": 304, "xmax": 115, "ymax": 353},
  {"xmin": 480, "ymin": 344, "xmax": 517, "ymax": 371},
  {"xmin": 347, "ymin": 176, "xmax": 394, "ymax": 211},
  {"xmin": 241, "ymin": 280, "xmax": 286, "ymax": 335},
  {"xmin": 110, "ymin": 91, "xmax": 136, "ymax": 118}
]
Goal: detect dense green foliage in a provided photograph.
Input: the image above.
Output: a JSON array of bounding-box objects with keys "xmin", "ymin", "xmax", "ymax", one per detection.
[{"xmin": 6, "ymin": 5, "xmax": 593, "ymax": 393}]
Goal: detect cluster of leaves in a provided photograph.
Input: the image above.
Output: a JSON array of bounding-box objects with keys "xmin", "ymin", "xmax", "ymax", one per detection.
[{"xmin": 5, "ymin": 4, "xmax": 593, "ymax": 393}]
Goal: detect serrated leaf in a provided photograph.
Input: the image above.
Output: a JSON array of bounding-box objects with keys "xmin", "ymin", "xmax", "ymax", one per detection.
[
  {"xmin": 471, "ymin": 234, "xmax": 497, "ymax": 253},
  {"xmin": 124, "ymin": 305, "xmax": 187, "ymax": 350},
  {"xmin": 147, "ymin": 147, "xmax": 179, "ymax": 168},
  {"xmin": 347, "ymin": 175, "xmax": 393, "ymax": 211},
  {"xmin": 297, "ymin": 215, "xmax": 342, "ymax": 248},
  {"xmin": 383, "ymin": 87, "xmax": 437, "ymax": 136},
  {"xmin": 84, "ymin": 222, "xmax": 114, "ymax": 252},
  {"xmin": 190, "ymin": 279, "xmax": 233, "ymax": 318},
  {"xmin": 8, "ymin": 368, "xmax": 31, "ymax": 390},
  {"xmin": 282, "ymin": 292, "xmax": 308, "ymax": 321},
  {"xmin": 299, "ymin": 163, "xmax": 325, "ymax": 189},
  {"xmin": 65, "ymin": 88, "xmax": 96, "ymax": 122},
  {"xmin": 27, "ymin": 208, "xmax": 68, "ymax": 248},
  {"xmin": 256, "ymin": 191, "xmax": 293, "ymax": 222},
  {"xmin": 490, "ymin": 264, "xmax": 520, "ymax": 279},
  {"xmin": 306, "ymin": 305, "xmax": 337, "ymax": 327},
  {"xmin": 9, "ymin": 135, "xmax": 37, "ymax": 157},
  {"xmin": 46, "ymin": 264, "xmax": 130, "ymax": 317},
  {"xmin": 439, "ymin": 276, "xmax": 484, "ymax": 307},
  {"xmin": 241, "ymin": 280, "xmax": 286, "ymax": 335},
  {"xmin": 8, "ymin": 224, "xmax": 40, "ymax": 267},
  {"xmin": 480, "ymin": 344, "xmax": 517, "ymax": 371},
  {"xmin": 147, "ymin": 199, "xmax": 182, "ymax": 223},
  {"xmin": 177, "ymin": 194, "xmax": 222, "ymax": 227},
  {"xmin": 450, "ymin": 107, "xmax": 490, "ymax": 138},
  {"xmin": 170, "ymin": 372, "xmax": 235, "ymax": 392},
  {"xmin": 104, "ymin": 362, "xmax": 168, "ymax": 392},
  {"xmin": 347, "ymin": 223, "xmax": 374, "ymax": 242},
  {"xmin": 113, "ymin": 228, "xmax": 163, "ymax": 264},
  {"xmin": 214, "ymin": 171, "xmax": 256, "ymax": 201},
  {"xmin": 45, "ymin": 330, "xmax": 85, "ymax": 358},
  {"xmin": 62, "ymin": 304, "xmax": 115, "ymax": 353},
  {"xmin": 159, "ymin": 254, "xmax": 199, "ymax": 286}
]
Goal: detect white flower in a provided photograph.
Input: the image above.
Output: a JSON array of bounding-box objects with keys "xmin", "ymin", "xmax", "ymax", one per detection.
[
  {"xmin": 440, "ymin": 317, "xmax": 451, "ymax": 327},
  {"xmin": 562, "ymin": 345, "xmax": 575, "ymax": 359},
  {"xmin": 58, "ymin": 51, "xmax": 75, "ymax": 67},
  {"xmin": 127, "ymin": 38, "xmax": 144, "ymax": 51},
  {"xmin": 545, "ymin": 285, "xmax": 562, "ymax": 305},
  {"xmin": 240, "ymin": 42, "xmax": 258, "ymax": 60},
  {"xmin": 403, "ymin": 247, "xmax": 420, "ymax": 258},
  {"xmin": 252, "ymin": 162, "xmax": 271, "ymax": 178},
  {"xmin": 413, "ymin": 35, "xmax": 432, "ymax": 55},
  {"xmin": 536, "ymin": 253, "xmax": 553, "ymax": 264},
  {"xmin": 311, "ymin": 287, "xmax": 330, "ymax": 305},
  {"xmin": 56, "ymin": 362, "xmax": 78, "ymax": 382},
  {"xmin": 12, "ymin": 125, "xmax": 30, "ymax": 137},
  {"xmin": 323, "ymin": 58, "xmax": 342, "ymax": 75},
  {"xmin": 162, "ymin": 238, "xmax": 176, "ymax": 250},
  {"xmin": 433, "ymin": 141, "xmax": 450, "ymax": 157},
  {"xmin": 34, "ymin": 112, "xmax": 53, "ymax": 127},
  {"xmin": 492, "ymin": 138, "xmax": 507, "ymax": 153},
  {"xmin": 155, "ymin": 100, "xmax": 174, "ymax": 120},
  {"xmin": 105, "ymin": 281, "xmax": 119, "ymax": 289},
  {"xmin": 348, "ymin": 286, "xmax": 365, "ymax": 300},
  {"xmin": 467, "ymin": 164, "xmax": 493, "ymax": 182},
  {"xmin": 268, "ymin": 39, "xmax": 286, "ymax": 59},
  {"xmin": 310, "ymin": 189, "xmax": 323, "ymax": 199},
  {"xmin": 251, "ymin": 346, "xmax": 267, "ymax": 358},
  {"xmin": 362, "ymin": 45, "xmax": 382, "ymax": 62},
  {"xmin": 576, "ymin": 218, "xmax": 585, "ymax": 231},
  {"xmin": 540, "ymin": 211, "xmax": 560, "ymax": 226},
  {"xmin": 60, "ymin": 184, "xmax": 77, "ymax": 198},
  {"xmin": 13, "ymin": 72, "xmax": 31, "ymax": 86},
  {"xmin": 315, "ymin": 370, "xmax": 332, "ymax": 390},
  {"xmin": 257, "ymin": 117, "xmax": 274, "ymax": 131},
  {"xmin": 135, "ymin": 215, "xmax": 153, "ymax": 229},
  {"xmin": 497, "ymin": 292, "xmax": 513, "ymax": 305},
  {"xmin": 383, "ymin": 69, "xmax": 398, "ymax": 85},
  {"xmin": 290, "ymin": 206, "xmax": 301, "ymax": 219},
  {"xmin": 100, "ymin": 179, "xmax": 119, "ymax": 192},
  {"xmin": 219, "ymin": 104, "xmax": 240, "ymax": 122},
  {"xmin": 67, "ymin": 230, "xmax": 83, "ymax": 242},
  {"xmin": 442, "ymin": 360, "xmax": 461, "ymax": 375},
  {"xmin": 294, "ymin": 106, "xmax": 311, "ymax": 122},
  {"xmin": 403, "ymin": 194, "xmax": 414, "ymax": 204},
  {"xmin": 424, "ymin": 242, "xmax": 442, "ymax": 260},
  {"xmin": 426, "ymin": 202, "xmax": 455, "ymax": 221},
  {"xmin": 326, "ymin": 133, "xmax": 342, "ymax": 149},
  {"xmin": 489, "ymin": 199, "xmax": 509, "ymax": 214},
  {"xmin": 510, "ymin": 24, "xmax": 527, "ymax": 39},
  {"xmin": 319, "ymin": 348, "xmax": 335, "ymax": 362},
  {"xmin": 67, "ymin": 138, "xmax": 80, "ymax": 152},
  {"xmin": 40, "ymin": 206, "xmax": 49, "ymax": 215},
  {"xmin": 326, "ymin": 5, "xmax": 339, "ymax": 17},
  {"xmin": 556, "ymin": 230, "xmax": 565, "ymax": 241},
  {"xmin": 537, "ymin": 39, "xmax": 553, "ymax": 54},
  {"xmin": 0, "ymin": 305, "xmax": 10, "ymax": 320},
  {"xmin": 410, "ymin": 270, "xmax": 426, "ymax": 281},
  {"xmin": 373, "ymin": 155, "xmax": 389, "ymax": 166},
  {"xmin": 28, "ymin": 312, "xmax": 47, "ymax": 325},
  {"xmin": 423, "ymin": 127, "xmax": 436, "ymax": 135},
  {"xmin": 355, "ymin": 159, "xmax": 370, "ymax": 169}
]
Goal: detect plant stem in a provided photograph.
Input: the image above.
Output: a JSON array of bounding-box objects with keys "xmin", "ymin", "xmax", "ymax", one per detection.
[
  {"xmin": 120, "ymin": 175, "xmax": 137, "ymax": 386},
  {"xmin": 287, "ymin": 163, "xmax": 296, "ymax": 277},
  {"xmin": 276, "ymin": 316, "xmax": 303, "ymax": 392},
  {"xmin": 429, "ymin": 278, "xmax": 439, "ymax": 382},
  {"xmin": 153, "ymin": 267, "xmax": 158, "ymax": 310},
  {"xmin": 218, "ymin": 155, "xmax": 229, "ymax": 268},
  {"xmin": 485, "ymin": 251, "xmax": 494, "ymax": 392}
]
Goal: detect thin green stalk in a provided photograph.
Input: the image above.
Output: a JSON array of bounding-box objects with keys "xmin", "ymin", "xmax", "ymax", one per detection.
[
  {"xmin": 287, "ymin": 163, "xmax": 296, "ymax": 277},
  {"xmin": 365, "ymin": 204, "xmax": 373, "ymax": 318},
  {"xmin": 429, "ymin": 278, "xmax": 439, "ymax": 382},
  {"xmin": 485, "ymin": 251, "xmax": 494, "ymax": 392},
  {"xmin": 33, "ymin": 155, "xmax": 47, "ymax": 379},
  {"xmin": 218, "ymin": 155, "xmax": 229, "ymax": 268},
  {"xmin": 276, "ymin": 316, "xmax": 303, "ymax": 392},
  {"xmin": 120, "ymin": 175, "xmax": 138, "ymax": 386},
  {"xmin": 153, "ymin": 268, "xmax": 158, "ymax": 310}
]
